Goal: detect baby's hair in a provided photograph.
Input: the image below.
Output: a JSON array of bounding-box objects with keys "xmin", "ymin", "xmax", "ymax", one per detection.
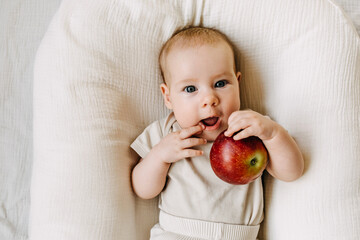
[{"xmin": 159, "ymin": 26, "xmax": 237, "ymax": 83}]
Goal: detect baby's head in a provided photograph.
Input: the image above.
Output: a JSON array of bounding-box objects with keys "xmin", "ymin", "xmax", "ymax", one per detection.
[
  {"xmin": 159, "ymin": 27, "xmax": 237, "ymax": 83},
  {"xmin": 159, "ymin": 27, "xmax": 241, "ymax": 141}
]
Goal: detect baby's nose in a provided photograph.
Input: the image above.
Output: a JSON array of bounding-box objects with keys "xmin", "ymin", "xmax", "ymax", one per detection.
[{"xmin": 202, "ymin": 94, "xmax": 219, "ymax": 108}]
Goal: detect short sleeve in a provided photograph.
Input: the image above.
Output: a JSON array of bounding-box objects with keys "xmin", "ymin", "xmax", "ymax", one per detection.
[{"xmin": 130, "ymin": 120, "xmax": 164, "ymax": 158}]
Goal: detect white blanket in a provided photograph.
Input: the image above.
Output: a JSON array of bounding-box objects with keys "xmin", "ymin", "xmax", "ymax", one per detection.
[
  {"xmin": 1, "ymin": 0, "xmax": 359, "ymax": 239},
  {"xmin": 0, "ymin": 1, "xmax": 61, "ymax": 239}
]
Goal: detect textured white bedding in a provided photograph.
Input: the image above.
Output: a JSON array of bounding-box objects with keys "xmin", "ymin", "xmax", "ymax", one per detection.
[
  {"xmin": 0, "ymin": 1, "xmax": 61, "ymax": 239},
  {"xmin": 0, "ymin": 0, "xmax": 359, "ymax": 239}
]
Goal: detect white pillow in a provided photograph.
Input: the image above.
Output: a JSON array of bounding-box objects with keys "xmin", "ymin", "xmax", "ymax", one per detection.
[
  {"xmin": 30, "ymin": 0, "xmax": 360, "ymax": 239},
  {"xmin": 334, "ymin": 0, "xmax": 360, "ymax": 34}
]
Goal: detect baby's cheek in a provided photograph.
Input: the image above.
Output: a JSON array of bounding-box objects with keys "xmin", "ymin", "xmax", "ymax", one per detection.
[{"xmin": 176, "ymin": 116, "xmax": 197, "ymax": 129}]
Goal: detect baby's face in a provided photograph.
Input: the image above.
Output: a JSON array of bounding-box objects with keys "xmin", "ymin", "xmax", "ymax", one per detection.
[{"xmin": 161, "ymin": 41, "xmax": 241, "ymax": 141}]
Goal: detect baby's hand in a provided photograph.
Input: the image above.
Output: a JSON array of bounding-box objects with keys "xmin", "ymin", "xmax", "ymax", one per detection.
[
  {"xmin": 224, "ymin": 110, "xmax": 279, "ymax": 141},
  {"xmin": 154, "ymin": 124, "xmax": 207, "ymax": 164}
]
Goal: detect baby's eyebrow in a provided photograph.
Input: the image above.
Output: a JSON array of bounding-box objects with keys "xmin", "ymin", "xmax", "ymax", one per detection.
[
  {"xmin": 212, "ymin": 72, "xmax": 233, "ymax": 79},
  {"xmin": 175, "ymin": 78, "xmax": 197, "ymax": 86}
]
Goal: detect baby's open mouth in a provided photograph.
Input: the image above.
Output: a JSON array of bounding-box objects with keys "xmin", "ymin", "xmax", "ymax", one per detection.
[{"xmin": 201, "ymin": 117, "xmax": 219, "ymax": 127}]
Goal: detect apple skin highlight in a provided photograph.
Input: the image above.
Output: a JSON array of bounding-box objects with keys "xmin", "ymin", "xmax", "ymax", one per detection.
[{"xmin": 210, "ymin": 131, "xmax": 268, "ymax": 185}]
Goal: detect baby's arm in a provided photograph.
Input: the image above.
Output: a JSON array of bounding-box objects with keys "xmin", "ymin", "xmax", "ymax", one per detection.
[
  {"xmin": 225, "ymin": 110, "xmax": 304, "ymax": 182},
  {"xmin": 132, "ymin": 125, "xmax": 206, "ymax": 199}
]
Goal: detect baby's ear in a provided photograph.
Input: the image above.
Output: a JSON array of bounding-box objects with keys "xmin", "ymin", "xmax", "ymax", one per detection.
[
  {"xmin": 160, "ymin": 83, "xmax": 173, "ymax": 109},
  {"xmin": 236, "ymin": 72, "xmax": 242, "ymax": 82}
]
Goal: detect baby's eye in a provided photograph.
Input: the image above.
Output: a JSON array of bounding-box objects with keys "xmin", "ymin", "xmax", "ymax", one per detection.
[
  {"xmin": 214, "ymin": 80, "xmax": 228, "ymax": 88},
  {"xmin": 184, "ymin": 85, "xmax": 197, "ymax": 93}
]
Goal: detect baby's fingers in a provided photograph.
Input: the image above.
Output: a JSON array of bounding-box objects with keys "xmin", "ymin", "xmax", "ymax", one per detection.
[
  {"xmin": 179, "ymin": 124, "xmax": 204, "ymax": 139},
  {"xmin": 232, "ymin": 127, "xmax": 254, "ymax": 140},
  {"xmin": 181, "ymin": 137, "xmax": 207, "ymax": 149},
  {"xmin": 179, "ymin": 149, "xmax": 204, "ymax": 159},
  {"xmin": 225, "ymin": 120, "xmax": 250, "ymax": 138}
]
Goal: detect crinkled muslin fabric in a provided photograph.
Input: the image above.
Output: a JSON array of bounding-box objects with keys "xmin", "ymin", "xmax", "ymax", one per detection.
[{"xmin": 29, "ymin": 0, "xmax": 360, "ymax": 239}]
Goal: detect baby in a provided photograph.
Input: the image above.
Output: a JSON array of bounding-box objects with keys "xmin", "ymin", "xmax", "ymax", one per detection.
[{"xmin": 131, "ymin": 26, "xmax": 304, "ymax": 240}]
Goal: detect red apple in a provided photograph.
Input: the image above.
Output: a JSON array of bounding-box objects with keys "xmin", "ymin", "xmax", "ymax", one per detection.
[{"xmin": 210, "ymin": 131, "xmax": 268, "ymax": 185}]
